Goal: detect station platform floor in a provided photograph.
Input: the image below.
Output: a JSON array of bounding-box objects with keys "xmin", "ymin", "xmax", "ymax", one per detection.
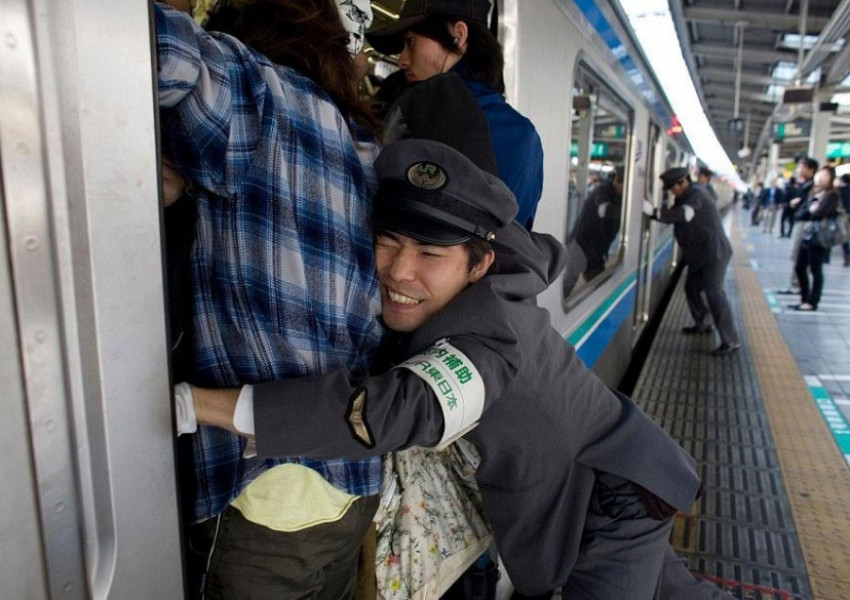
[{"xmin": 630, "ymin": 204, "xmax": 850, "ymax": 600}]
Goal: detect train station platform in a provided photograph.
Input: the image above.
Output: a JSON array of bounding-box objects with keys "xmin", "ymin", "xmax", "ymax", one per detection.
[{"xmin": 631, "ymin": 205, "xmax": 850, "ymax": 600}]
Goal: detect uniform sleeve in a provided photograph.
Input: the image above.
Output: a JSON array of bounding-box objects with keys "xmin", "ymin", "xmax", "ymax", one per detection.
[
  {"xmin": 655, "ymin": 203, "xmax": 692, "ymax": 223},
  {"xmin": 253, "ymin": 367, "xmax": 446, "ymax": 460},
  {"xmin": 253, "ymin": 327, "xmax": 519, "ymax": 460}
]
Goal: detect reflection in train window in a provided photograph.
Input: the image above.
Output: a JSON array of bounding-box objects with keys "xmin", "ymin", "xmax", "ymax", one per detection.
[{"xmin": 566, "ymin": 62, "xmax": 632, "ymax": 298}]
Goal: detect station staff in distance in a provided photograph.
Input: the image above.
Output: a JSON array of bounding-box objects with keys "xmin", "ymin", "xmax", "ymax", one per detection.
[{"xmin": 643, "ymin": 166, "xmax": 741, "ymax": 357}]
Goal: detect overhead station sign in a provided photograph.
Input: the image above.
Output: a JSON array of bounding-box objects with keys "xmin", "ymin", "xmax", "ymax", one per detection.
[
  {"xmin": 773, "ymin": 120, "xmax": 812, "ymax": 140},
  {"xmin": 827, "ymin": 141, "xmax": 850, "ymax": 158}
]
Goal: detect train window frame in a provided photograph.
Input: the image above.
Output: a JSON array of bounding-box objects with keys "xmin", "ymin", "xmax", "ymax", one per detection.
[{"xmin": 563, "ymin": 59, "xmax": 634, "ymax": 310}]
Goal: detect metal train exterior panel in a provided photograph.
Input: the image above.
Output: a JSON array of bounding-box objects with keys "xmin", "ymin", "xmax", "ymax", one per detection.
[{"xmin": 0, "ymin": 0, "xmax": 731, "ymax": 596}]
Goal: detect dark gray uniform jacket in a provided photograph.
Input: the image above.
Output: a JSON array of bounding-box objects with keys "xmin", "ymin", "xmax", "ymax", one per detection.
[
  {"xmin": 656, "ymin": 184, "xmax": 732, "ymax": 271},
  {"xmin": 253, "ymin": 223, "xmax": 701, "ymax": 593}
]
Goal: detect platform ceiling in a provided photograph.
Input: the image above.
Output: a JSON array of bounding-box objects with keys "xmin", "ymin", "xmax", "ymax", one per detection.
[
  {"xmin": 370, "ymin": 1, "xmax": 850, "ymax": 172},
  {"xmin": 670, "ymin": 0, "xmax": 850, "ymax": 168}
]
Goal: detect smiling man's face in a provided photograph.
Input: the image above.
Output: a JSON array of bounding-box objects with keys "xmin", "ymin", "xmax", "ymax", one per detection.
[{"xmin": 374, "ymin": 231, "xmax": 491, "ymax": 332}]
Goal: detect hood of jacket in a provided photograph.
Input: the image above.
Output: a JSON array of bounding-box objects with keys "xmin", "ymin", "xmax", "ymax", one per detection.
[{"xmin": 487, "ymin": 221, "xmax": 569, "ymax": 300}]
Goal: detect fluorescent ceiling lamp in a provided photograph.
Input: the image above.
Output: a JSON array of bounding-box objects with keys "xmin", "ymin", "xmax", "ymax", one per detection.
[{"xmin": 620, "ymin": 0, "xmax": 743, "ymax": 187}]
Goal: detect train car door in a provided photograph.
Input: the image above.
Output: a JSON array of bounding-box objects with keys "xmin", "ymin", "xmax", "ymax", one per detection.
[
  {"xmin": 633, "ymin": 123, "xmax": 661, "ymax": 342},
  {"xmin": 0, "ymin": 0, "xmax": 183, "ymax": 597}
]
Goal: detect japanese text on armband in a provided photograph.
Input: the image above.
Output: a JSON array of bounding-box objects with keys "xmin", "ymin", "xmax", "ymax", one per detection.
[{"xmin": 395, "ymin": 339, "xmax": 485, "ymax": 449}]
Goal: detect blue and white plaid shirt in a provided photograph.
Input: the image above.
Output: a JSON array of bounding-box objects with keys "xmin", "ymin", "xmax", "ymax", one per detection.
[{"xmin": 155, "ymin": 4, "xmax": 384, "ymax": 522}]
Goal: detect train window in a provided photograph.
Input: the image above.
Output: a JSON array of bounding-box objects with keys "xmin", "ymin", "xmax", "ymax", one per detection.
[{"xmin": 565, "ymin": 62, "xmax": 632, "ymax": 300}]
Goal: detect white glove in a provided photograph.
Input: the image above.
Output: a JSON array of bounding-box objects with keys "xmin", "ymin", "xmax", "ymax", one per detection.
[
  {"xmin": 174, "ymin": 382, "xmax": 197, "ymax": 435},
  {"xmin": 642, "ymin": 200, "xmax": 655, "ymax": 218}
]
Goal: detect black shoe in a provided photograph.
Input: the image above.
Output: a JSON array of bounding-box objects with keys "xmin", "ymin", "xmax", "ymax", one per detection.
[
  {"xmin": 711, "ymin": 343, "xmax": 740, "ymax": 357},
  {"xmin": 682, "ymin": 324, "xmax": 714, "ymax": 335}
]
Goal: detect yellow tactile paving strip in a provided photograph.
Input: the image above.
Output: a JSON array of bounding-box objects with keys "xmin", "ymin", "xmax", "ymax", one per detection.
[{"xmin": 731, "ymin": 219, "xmax": 850, "ymax": 600}]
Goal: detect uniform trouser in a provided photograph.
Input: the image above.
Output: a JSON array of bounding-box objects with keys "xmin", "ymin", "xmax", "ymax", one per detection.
[
  {"xmin": 558, "ymin": 472, "xmax": 675, "ymax": 599},
  {"xmin": 657, "ymin": 546, "xmax": 736, "ymax": 599},
  {"xmin": 684, "ymin": 258, "xmax": 738, "ymax": 346},
  {"xmin": 794, "ymin": 241, "xmax": 827, "ymax": 308},
  {"xmin": 191, "ymin": 495, "xmax": 379, "ymax": 600}
]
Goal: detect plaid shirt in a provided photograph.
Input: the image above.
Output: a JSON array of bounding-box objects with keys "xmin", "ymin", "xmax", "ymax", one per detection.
[{"xmin": 155, "ymin": 5, "xmax": 384, "ymax": 522}]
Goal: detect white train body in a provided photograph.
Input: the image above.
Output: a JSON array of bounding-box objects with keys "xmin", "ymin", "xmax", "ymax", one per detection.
[{"xmin": 0, "ymin": 1, "xmax": 731, "ymax": 597}]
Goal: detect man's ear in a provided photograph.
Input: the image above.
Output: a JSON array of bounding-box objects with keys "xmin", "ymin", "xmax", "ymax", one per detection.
[
  {"xmin": 450, "ymin": 21, "xmax": 469, "ymax": 50},
  {"xmin": 469, "ymin": 250, "xmax": 495, "ymax": 283}
]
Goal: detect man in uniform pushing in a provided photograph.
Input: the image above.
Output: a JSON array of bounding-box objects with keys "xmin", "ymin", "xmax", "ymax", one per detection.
[{"xmin": 177, "ymin": 138, "xmax": 733, "ymax": 599}]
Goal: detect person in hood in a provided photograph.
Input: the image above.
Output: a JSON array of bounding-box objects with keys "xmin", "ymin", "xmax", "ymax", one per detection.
[{"xmin": 172, "ymin": 137, "xmax": 735, "ymax": 599}]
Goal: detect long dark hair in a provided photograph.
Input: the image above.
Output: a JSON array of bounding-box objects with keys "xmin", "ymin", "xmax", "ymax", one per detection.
[
  {"xmin": 409, "ymin": 15, "xmax": 505, "ymax": 93},
  {"xmin": 206, "ymin": 0, "xmax": 379, "ymax": 137}
]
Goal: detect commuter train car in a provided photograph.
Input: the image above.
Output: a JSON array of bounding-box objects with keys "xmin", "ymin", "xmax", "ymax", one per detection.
[{"xmin": 0, "ymin": 0, "xmax": 732, "ymax": 597}]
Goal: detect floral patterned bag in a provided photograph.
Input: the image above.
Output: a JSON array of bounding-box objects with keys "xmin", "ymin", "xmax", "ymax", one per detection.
[{"xmin": 375, "ymin": 441, "xmax": 492, "ymax": 600}]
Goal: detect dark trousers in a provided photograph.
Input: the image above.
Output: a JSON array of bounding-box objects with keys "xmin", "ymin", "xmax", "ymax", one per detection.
[
  {"xmin": 780, "ymin": 206, "xmax": 795, "ymax": 236},
  {"xmin": 189, "ymin": 496, "xmax": 379, "ymax": 600},
  {"xmin": 684, "ymin": 257, "xmax": 738, "ymax": 346},
  {"xmin": 559, "ymin": 472, "xmax": 674, "ymax": 599},
  {"xmin": 795, "ymin": 242, "xmax": 827, "ymax": 308}
]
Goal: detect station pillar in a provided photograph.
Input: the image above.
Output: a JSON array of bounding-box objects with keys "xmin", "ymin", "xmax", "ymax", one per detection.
[{"xmin": 808, "ymin": 89, "xmax": 832, "ymax": 165}]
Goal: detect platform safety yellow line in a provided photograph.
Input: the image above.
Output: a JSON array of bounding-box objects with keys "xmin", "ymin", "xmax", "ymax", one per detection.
[{"xmin": 731, "ymin": 214, "xmax": 850, "ymax": 600}]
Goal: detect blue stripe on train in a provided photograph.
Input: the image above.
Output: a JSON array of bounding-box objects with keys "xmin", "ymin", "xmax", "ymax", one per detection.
[{"xmin": 569, "ymin": 238, "xmax": 673, "ymax": 367}]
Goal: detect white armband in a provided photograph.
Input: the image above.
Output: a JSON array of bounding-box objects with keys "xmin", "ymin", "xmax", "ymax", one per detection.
[
  {"xmin": 395, "ymin": 339, "xmax": 486, "ymax": 450},
  {"xmin": 683, "ymin": 205, "xmax": 695, "ymax": 222}
]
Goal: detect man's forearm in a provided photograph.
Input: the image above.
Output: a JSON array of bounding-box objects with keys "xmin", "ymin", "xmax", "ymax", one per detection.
[{"xmin": 193, "ymin": 386, "xmax": 243, "ymax": 434}]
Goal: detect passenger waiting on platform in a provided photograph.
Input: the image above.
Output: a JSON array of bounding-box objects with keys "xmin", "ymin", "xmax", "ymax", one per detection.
[
  {"xmin": 759, "ymin": 178, "xmax": 785, "ymax": 235},
  {"xmin": 790, "ymin": 165, "xmax": 840, "ymax": 311},
  {"xmin": 155, "ymin": 1, "xmax": 386, "ymax": 597},
  {"xmin": 366, "ymin": 0, "xmax": 544, "ymax": 231},
  {"xmin": 750, "ymin": 181, "xmax": 764, "ymax": 226},
  {"xmin": 176, "ymin": 137, "xmax": 735, "ymax": 600},
  {"xmin": 781, "ymin": 176, "xmax": 799, "ymax": 237},
  {"xmin": 643, "ymin": 167, "xmax": 740, "ymax": 357},
  {"xmin": 778, "ymin": 157, "xmax": 818, "ymax": 296},
  {"xmin": 839, "ymin": 174, "xmax": 850, "ymax": 266},
  {"xmin": 697, "ymin": 165, "xmax": 718, "ymax": 203}
]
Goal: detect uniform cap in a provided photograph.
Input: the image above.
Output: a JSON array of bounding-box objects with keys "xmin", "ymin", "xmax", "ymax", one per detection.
[
  {"xmin": 660, "ymin": 167, "xmax": 690, "ymax": 190},
  {"xmin": 366, "ymin": 0, "xmax": 490, "ymax": 55},
  {"xmin": 373, "ymin": 138, "xmax": 517, "ymax": 246}
]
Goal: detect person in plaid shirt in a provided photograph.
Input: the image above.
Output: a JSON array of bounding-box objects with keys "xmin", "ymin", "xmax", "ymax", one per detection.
[{"xmin": 155, "ymin": 1, "xmax": 383, "ymax": 597}]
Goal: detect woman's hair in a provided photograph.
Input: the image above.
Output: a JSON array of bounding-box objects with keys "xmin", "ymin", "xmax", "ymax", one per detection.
[
  {"xmin": 206, "ymin": 0, "xmax": 379, "ymax": 137},
  {"xmin": 409, "ymin": 15, "xmax": 505, "ymax": 93}
]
